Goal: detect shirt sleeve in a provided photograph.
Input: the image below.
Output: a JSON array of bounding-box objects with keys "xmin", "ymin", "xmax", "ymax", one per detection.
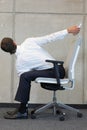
[{"xmin": 32, "ymin": 29, "xmax": 68, "ymax": 46}]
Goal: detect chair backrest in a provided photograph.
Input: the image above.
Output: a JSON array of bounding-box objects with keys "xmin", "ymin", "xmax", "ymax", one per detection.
[{"xmin": 64, "ymin": 36, "xmax": 82, "ymax": 81}]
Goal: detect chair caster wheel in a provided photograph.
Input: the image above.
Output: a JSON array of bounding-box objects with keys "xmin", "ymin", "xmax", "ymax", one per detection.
[
  {"xmin": 31, "ymin": 114, "xmax": 36, "ymax": 119},
  {"xmin": 56, "ymin": 110, "xmax": 62, "ymax": 115},
  {"xmin": 31, "ymin": 110, "xmax": 35, "ymax": 115},
  {"xmin": 31, "ymin": 110, "xmax": 36, "ymax": 119},
  {"xmin": 77, "ymin": 112, "xmax": 83, "ymax": 118},
  {"xmin": 56, "ymin": 110, "xmax": 66, "ymax": 115},
  {"xmin": 59, "ymin": 115, "xmax": 65, "ymax": 121},
  {"xmin": 59, "ymin": 112, "xmax": 65, "ymax": 121}
]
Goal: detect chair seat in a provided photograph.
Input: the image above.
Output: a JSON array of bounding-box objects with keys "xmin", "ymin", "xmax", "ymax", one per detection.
[{"xmin": 35, "ymin": 77, "xmax": 70, "ymax": 84}]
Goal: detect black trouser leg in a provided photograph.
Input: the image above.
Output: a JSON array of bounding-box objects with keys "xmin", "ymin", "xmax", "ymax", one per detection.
[{"xmin": 15, "ymin": 69, "xmax": 55, "ymax": 103}]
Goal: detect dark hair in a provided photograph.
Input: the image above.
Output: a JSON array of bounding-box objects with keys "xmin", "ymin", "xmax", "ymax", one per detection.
[{"xmin": 0, "ymin": 37, "xmax": 17, "ymax": 54}]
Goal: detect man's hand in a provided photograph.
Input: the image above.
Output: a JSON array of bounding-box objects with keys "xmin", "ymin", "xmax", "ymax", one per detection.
[{"xmin": 67, "ymin": 26, "xmax": 80, "ymax": 35}]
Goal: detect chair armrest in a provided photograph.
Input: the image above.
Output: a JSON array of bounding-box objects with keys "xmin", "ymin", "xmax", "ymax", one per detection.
[{"xmin": 46, "ymin": 60, "xmax": 64, "ymax": 65}]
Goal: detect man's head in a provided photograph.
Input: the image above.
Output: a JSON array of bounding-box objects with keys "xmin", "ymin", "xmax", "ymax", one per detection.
[{"xmin": 0, "ymin": 37, "xmax": 17, "ymax": 54}]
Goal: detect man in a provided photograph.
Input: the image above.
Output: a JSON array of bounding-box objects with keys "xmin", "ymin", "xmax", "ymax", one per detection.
[{"xmin": 0, "ymin": 25, "xmax": 80, "ymax": 119}]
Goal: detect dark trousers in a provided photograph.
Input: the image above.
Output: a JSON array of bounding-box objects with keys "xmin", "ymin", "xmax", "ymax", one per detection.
[{"xmin": 15, "ymin": 66, "xmax": 65, "ymax": 103}]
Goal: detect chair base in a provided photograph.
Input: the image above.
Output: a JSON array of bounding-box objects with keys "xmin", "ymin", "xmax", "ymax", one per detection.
[
  {"xmin": 31, "ymin": 101, "xmax": 65, "ymax": 121},
  {"xmin": 31, "ymin": 92, "xmax": 83, "ymax": 121}
]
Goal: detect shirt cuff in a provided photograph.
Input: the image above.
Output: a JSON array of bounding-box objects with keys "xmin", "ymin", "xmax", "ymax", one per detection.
[{"xmin": 63, "ymin": 29, "xmax": 68, "ymax": 35}]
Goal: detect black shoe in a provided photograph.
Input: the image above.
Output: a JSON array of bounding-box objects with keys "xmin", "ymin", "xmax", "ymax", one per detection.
[
  {"xmin": 4, "ymin": 112, "xmax": 28, "ymax": 119},
  {"xmin": 6, "ymin": 107, "xmax": 28, "ymax": 116}
]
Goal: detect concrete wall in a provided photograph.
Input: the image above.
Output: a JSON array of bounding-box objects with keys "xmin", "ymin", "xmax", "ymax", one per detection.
[{"xmin": 0, "ymin": 0, "xmax": 86, "ymax": 104}]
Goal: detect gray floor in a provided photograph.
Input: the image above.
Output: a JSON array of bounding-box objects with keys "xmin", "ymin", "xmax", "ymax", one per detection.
[{"xmin": 0, "ymin": 108, "xmax": 87, "ymax": 130}]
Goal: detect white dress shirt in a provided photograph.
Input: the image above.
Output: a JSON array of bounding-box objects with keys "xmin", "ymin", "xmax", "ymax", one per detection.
[{"xmin": 15, "ymin": 29, "xmax": 68, "ymax": 76}]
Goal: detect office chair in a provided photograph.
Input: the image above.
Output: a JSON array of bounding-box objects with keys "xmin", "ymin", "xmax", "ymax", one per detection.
[{"xmin": 31, "ymin": 36, "xmax": 83, "ymax": 121}]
